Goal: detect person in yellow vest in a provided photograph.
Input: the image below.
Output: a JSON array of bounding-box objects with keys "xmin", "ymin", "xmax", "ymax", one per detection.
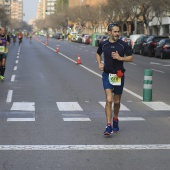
[
  {"xmin": 68, "ymin": 33, "xmax": 72, "ymax": 42},
  {"xmin": 0, "ymin": 27, "xmax": 10, "ymax": 80}
]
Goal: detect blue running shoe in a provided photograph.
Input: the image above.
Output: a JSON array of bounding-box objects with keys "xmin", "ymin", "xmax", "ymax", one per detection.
[
  {"xmin": 113, "ymin": 119, "xmax": 119, "ymax": 132},
  {"xmin": 104, "ymin": 125, "xmax": 112, "ymax": 135}
]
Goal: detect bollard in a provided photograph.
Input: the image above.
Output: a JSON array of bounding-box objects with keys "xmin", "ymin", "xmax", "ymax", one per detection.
[{"xmin": 143, "ymin": 69, "xmax": 153, "ymax": 101}]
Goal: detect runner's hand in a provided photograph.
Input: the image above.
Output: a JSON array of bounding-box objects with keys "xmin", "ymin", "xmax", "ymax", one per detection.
[
  {"xmin": 112, "ymin": 51, "xmax": 122, "ymax": 61},
  {"xmin": 99, "ymin": 63, "xmax": 104, "ymax": 71}
]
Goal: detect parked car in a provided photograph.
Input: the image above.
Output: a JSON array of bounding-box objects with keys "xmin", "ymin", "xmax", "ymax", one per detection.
[
  {"xmin": 100, "ymin": 35, "xmax": 109, "ymax": 43},
  {"xmin": 75, "ymin": 34, "xmax": 81, "ymax": 42},
  {"xmin": 95, "ymin": 35, "xmax": 103, "ymax": 46},
  {"xmin": 143, "ymin": 36, "xmax": 169, "ymax": 57},
  {"xmin": 133, "ymin": 35, "xmax": 149, "ymax": 55},
  {"xmin": 154, "ymin": 38, "xmax": 170, "ymax": 59},
  {"xmin": 77, "ymin": 34, "xmax": 88, "ymax": 43},
  {"xmin": 129, "ymin": 34, "xmax": 146, "ymax": 50},
  {"xmin": 85, "ymin": 35, "xmax": 91, "ymax": 44},
  {"xmin": 82, "ymin": 34, "xmax": 90, "ymax": 43},
  {"xmin": 55, "ymin": 33, "xmax": 62, "ymax": 39},
  {"xmin": 119, "ymin": 36, "xmax": 132, "ymax": 52}
]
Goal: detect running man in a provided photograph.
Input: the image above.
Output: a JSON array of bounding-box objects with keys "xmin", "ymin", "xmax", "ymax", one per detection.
[
  {"xmin": 0, "ymin": 27, "xmax": 10, "ymax": 81},
  {"xmin": 18, "ymin": 31, "xmax": 23, "ymax": 45},
  {"xmin": 96, "ymin": 23, "xmax": 133, "ymax": 135}
]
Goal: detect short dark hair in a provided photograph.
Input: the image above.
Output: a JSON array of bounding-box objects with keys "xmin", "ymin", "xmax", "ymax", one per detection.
[{"xmin": 107, "ymin": 22, "xmax": 119, "ymax": 31}]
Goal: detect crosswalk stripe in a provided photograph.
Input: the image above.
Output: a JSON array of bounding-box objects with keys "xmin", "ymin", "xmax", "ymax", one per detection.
[
  {"xmin": 7, "ymin": 118, "xmax": 35, "ymax": 122},
  {"xmin": 56, "ymin": 102, "xmax": 83, "ymax": 111},
  {"xmin": 10, "ymin": 102, "xmax": 35, "ymax": 111},
  {"xmin": 99, "ymin": 102, "xmax": 130, "ymax": 111},
  {"xmin": 142, "ymin": 101, "xmax": 170, "ymax": 111},
  {"xmin": 119, "ymin": 117, "xmax": 145, "ymax": 121},
  {"xmin": 63, "ymin": 118, "xmax": 91, "ymax": 121}
]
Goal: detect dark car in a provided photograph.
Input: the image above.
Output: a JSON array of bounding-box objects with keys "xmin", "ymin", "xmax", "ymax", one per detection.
[
  {"xmin": 119, "ymin": 36, "xmax": 132, "ymax": 52},
  {"xmin": 143, "ymin": 36, "xmax": 169, "ymax": 57},
  {"xmin": 154, "ymin": 38, "xmax": 170, "ymax": 59},
  {"xmin": 100, "ymin": 35, "xmax": 109, "ymax": 43},
  {"xmin": 55, "ymin": 33, "xmax": 62, "ymax": 39},
  {"xmin": 133, "ymin": 35, "xmax": 149, "ymax": 55}
]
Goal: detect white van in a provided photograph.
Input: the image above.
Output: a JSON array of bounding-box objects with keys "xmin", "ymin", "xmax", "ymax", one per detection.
[{"xmin": 130, "ymin": 34, "xmax": 145, "ymax": 49}]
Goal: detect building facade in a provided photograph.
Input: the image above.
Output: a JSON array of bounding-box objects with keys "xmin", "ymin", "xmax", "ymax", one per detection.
[
  {"xmin": 69, "ymin": 0, "xmax": 107, "ymax": 8},
  {"xmin": 37, "ymin": 0, "xmax": 56, "ymax": 20},
  {"xmin": 149, "ymin": 10, "xmax": 170, "ymax": 36},
  {"xmin": 11, "ymin": 0, "xmax": 23, "ymax": 21}
]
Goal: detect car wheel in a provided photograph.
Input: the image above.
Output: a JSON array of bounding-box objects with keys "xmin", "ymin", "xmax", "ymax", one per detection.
[{"xmin": 160, "ymin": 52, "xmax": 164, "ymax": 59}]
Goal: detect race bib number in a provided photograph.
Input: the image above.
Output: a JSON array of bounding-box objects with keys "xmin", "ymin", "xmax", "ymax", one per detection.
[
  {"xmin": 0, "ymin": 46, "xmax": 5, "ymax": 53},
  {"xmin": 109, "ymin": 74, "xmax": 121, "ymax": 86}
]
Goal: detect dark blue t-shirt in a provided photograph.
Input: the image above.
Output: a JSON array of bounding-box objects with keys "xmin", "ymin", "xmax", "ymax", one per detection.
[{"xmin": 97, "ymin": 39, "xmax": 132, "ymax": 73}]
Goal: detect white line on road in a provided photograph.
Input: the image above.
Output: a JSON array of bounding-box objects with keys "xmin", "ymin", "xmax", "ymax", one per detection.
[
  {"xmin": 142, "ymin": 101, "xmax": 170, "ymax": 111},
  {"xmin": 150, "ymin": 62, "xmax": 161, "ymax": 65},
  {"xmin": 91, "ymin": 52, "xmax": 96, "ymax": 54},
  {"xmin": 63, "ymin": 118, "xmax": 91, "ymax": 121},
  {"xmin": 99, "ymin": 102, "xmax": 130, "ymax": 111},
  {"xmin": 6, "ymin": 90, "xmax": 13, "ymax": 103},
  {"xmin": 163, "ymin": 65, "xmax": 170, "ymax": 67},
  {"xmin": 151, "ymin": 69, "xmax": 165, "ymax": 73},
  {"xmin": 0, "ymin": 144, "xmax": 170, "ymax": 150},
  {"xmin": 7, "ymin": 118, "xmax": 35, "ymax": 122},
  {"xmin": 10, "ymin": 102, "xmax": 35, "ymax": 111},
  {"xmin": 14, "ymin": 66, "xmax": 17, "ymax": 71},
  {"xmin": 17, "ymin": 56, "xmax": 19, "ymax": 59},
  {"xmin": 15, "ymin": 60, "xmax": 19, "ymax": 64},
  {"xmin": 129, "ymin": 62, "xmax": 137, "ymax": 65},
  {"xmin": 11, "ymin": 75, "xmax": 15, "ymax": 82},
  {"xmin": 56, "ymin": 102, "xmax": 83, "ymax": 111},
  {"xmin": 119, "ymin": 117, "xmax": 145, "ymax": 121}
]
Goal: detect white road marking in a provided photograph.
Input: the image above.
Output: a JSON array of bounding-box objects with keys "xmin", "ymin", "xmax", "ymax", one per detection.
[
  {"xmin": 15, "ymin": 60, "xmax": 19, "ymax": 64},
  {"xmin": 119, "ymin": 117, "xmax": 145, "ymax": 121},
  {"xmin": 151, "ymin": 69, "xmax": 165, "ymax": 73},
  {"xmin": 150, "ymin": 62, "xmax": 161, "ymax": 65},
  {"xmin": 17, "ymin": 56, "xmax": 19, "ymax": 59},
  {"xmin": 99, "ymin": 102, "xmax": 130, "ymax": 111},
  {"xmin": 6, "ymin": 90, "xmax": 13, "ymax": 103},
  {"xmin": 11, "ymin": 75, "xmax": 15, "ymax": 82},
  {"xmin": 142, "ymin": 101, "xmax": 170, "ymax": 111},
  {"xmin": 17, "ymin": 53, "xmax": 19, "ymax": 55},
  {"xmin": 10, "ymin": 102, "xmax": 35, "ymax": 111},
  {"xmin": 129, "ymin": 62, "xmax": 136, "ymax": 65},
  {"xmin": 56, "ymin": 102, "xmax": 83, "ymax": 111},
  {"xmin": 0, "ymin": 144, "xmax": 170, "ymax": 150},
  {"xmin": 91, "ymin": 52, "xmax": 96, "ymax": 54},
  {"xmin": 14, "ymin": 66, "xmax": 17, "ymax": 70},
  {"xmin": 7, "ymin": 118, "xmax": 35, "ymax": 122},
  {"xmin": 63, "ymin": 118, "xmax": 91, "ymax": 121},
  {"xmin": 163, "ymin": 65, "xmax": 170, "ymax": 67}
]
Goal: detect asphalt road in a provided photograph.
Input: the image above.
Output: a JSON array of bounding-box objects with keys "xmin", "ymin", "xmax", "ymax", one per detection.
[{"xmin": 0, "ymin": 36, "xmax": 170, "ymax": 170}]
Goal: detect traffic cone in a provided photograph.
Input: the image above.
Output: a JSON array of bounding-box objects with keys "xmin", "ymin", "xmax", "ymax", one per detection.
[
  {"xmin": 56, "ymin": 46, "xmax": 59, "ymax": 53},
  {"xmin": 76, "ymin": 54, "xmax": 82, "ymax": 64}
]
